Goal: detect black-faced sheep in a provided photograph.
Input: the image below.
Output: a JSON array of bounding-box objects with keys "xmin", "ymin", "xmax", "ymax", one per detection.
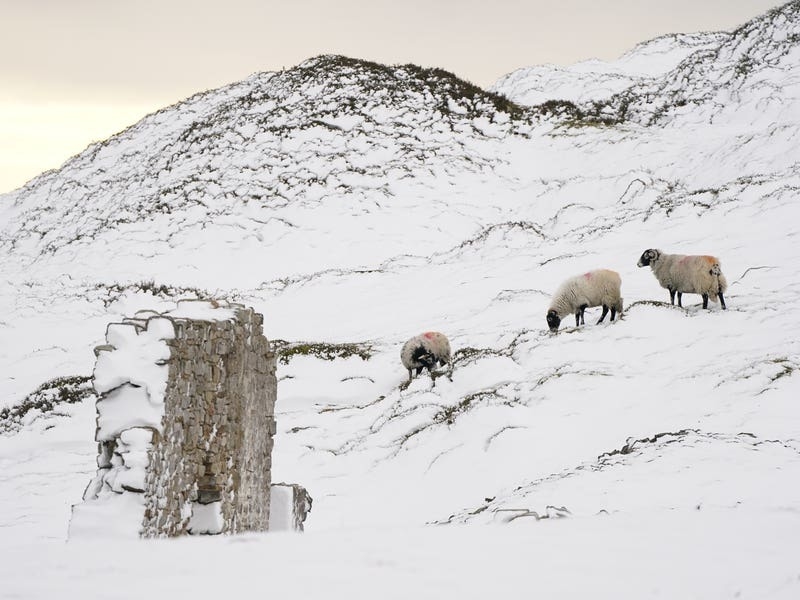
[
  {"xmin": 546, "ymin": 269, "xmax": 623, "ymax": 332},
  {"xmin": 637, "ymin": 249, "xmax": 727, "ymax": 309},
  {"xmin": 401, "ymin": 331, "xmax": 452, "ymax": 384}
]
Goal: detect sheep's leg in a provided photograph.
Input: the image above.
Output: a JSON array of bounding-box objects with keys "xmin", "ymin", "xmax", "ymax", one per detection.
[
  {"xmin": 428, "ymin": 366, "xmax": 438, "ymax": 387},
  {"xmin": 597, "ymin": 305, "xmax": 609, "ymax": 324},
  {"xmin": 669, "ymin": 288, "xmax": 676, "ymax": 305},
  {"xmin": 677, "ymin": 292, "xmax": 683, "ymax": 307},
  {"xmin": 581, "ymin": 305, "xmax": 587, "ymax": 325},
  {"xmin": 416, "ymin": 366, "xmax": 424, "ymax": 376},
  {"xmin": 574, "ymin": 311, "xmax": 581, "ymax": 327},
  {"xmin": 440, "ymin": 360, "xmax": 454, "ymax": 382},
  {"xmin": 407, "ymin": 368, "xmax": 414, "ymax": 383},
  {"xmin": 610, "ymin": 307, "xmax": 617, "ymax": 321},
  {"xmin": 702, "ymin": 293, "xmax": 709, "ymax": 309},
  {"xmin": 718, "ymin": 291, "xmax": 727, "ymax": 310}
]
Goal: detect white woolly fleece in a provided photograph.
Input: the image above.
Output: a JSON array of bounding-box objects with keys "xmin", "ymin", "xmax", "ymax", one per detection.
[
  {"xmin": 646, "ymin": 252, "xmax": 728, "ymax": 300},
  {"xmin": 549, "ymin": 269, "xmax": 624, "ymax": 319}
]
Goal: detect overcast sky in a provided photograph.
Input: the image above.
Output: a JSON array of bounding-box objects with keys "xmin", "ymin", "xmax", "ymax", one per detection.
[{"xmin": 0, "ymin": 0, "xmax": 783, "ymax": 193}]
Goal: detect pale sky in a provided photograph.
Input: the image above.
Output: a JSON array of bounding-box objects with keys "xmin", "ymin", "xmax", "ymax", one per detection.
[{"xmin": 0, "ymin": 0, "xmax": 783, "ymax": 194}]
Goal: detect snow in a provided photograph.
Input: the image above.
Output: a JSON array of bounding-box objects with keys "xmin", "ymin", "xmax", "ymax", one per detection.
[
  {"xmin": 491, "ymin": 33, "xmax": 728, "ymax": 106},
  {"xmin": 95, "ymin": 384, "xmax": 164, "ymax": 441},
  {"xmin": 2, "ymin": 3, "xmax": 800, "ymax": 598},
  {"xmin": 93, "ymin": 318, "xmax": 173, "ymax": 404},
  {"xmin": 5, "ymin": 514, "xmax": 800, "ymax": 599},
  {"xmin": 188, "ymin": 501, "xmax": 224, "ymax": 535},
  {"xmin": 67, "ymin": 491, "xmax": 146, "ymax": 540},
  {"xmin": 268, "ymin": 485, "xmax": 295, "ymax": 532},
  {"xmin": 164, "ymin": 299, "xmax": 238, "ymax": 321}
]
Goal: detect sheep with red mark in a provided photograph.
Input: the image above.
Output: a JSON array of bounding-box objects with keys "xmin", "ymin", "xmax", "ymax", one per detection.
[
  {"xmin": 637, "ymin": 249, "xmax": 727, "ymax": 309},
  {"xmin": 546, "ymin": 269, "xmax": 623, "ymax": 332},
  {"xmin": 400, "ymin": 331, "xmax": 451, "ymax": 384}
]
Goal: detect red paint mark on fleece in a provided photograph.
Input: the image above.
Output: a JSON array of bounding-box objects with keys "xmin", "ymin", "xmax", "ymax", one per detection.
[
  {"xmin": 679, "ymin": 255, "xmax": 716, "ymax": 266},
  {"xmin": 583, "ymin": 272, "xmax": 592, "ymax": 280},
  {"xmin": 423, "ymin": 332, "xmax": 435, "ymax": 339}
]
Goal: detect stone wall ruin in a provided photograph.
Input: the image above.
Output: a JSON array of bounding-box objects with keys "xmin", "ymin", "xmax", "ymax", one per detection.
[{"xmin": 70, "ymin": 300, "xmax": 309, "ymax": 538}]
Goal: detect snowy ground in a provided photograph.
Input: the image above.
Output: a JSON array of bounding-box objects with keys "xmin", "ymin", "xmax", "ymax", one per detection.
[
  {"xmin": 2, "ymin": 3, "xmax": 800, "ymax": 598},
  {"xmin": 4, "ymin": 512, "xmax": 800, "ymax": 599}
]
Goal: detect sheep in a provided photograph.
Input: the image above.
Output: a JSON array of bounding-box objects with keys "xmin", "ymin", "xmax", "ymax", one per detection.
[
  {"xmin": 637, "ymin": 249, "xmax": 727, "ymax": 310},
  {"xmin": 401, "ymin": 331, "xmax": 452, "ymax": 384},
  {"xmin": 546, "ymin": 269, "xmax": 623, "ymax": 332}
]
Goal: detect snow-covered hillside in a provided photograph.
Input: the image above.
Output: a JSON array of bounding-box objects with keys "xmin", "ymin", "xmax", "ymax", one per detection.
[
  {"xmin": 2, "ymin": 1, "xmax": 799, "ymax": 598},
  {"xmin": 491, "ymin": 31, "xmax": 728, "ymax": 105}
]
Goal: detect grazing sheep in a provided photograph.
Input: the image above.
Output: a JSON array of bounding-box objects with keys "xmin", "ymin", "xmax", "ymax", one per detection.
[
  {"xmin": 401, "ymin": 331, "xmax": 452, "ymax": 384},
  {"xmin": 637, "ymin": 249, "xmax": 727, "ymax": 309},
  {"xmin": 546, "ymin": 269, "xmax": 623, "ymax": 332}
]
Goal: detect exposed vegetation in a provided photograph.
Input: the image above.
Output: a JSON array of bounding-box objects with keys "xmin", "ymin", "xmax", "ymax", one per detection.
[
  {"xmin": 597, "ymin": 429, "xmax": 698, "ymax": 459},
  {"xmin": 1, "ymin": 375, "xmax": 96, "ymax": 435},
  {"xmin": 534, "ymin": 99, "xmax": 620, "ymax": 128},
  {"xmin": 434, "ymin": 390, "xmax": 500, "ymax": 426},
  {"xmin": 96, "ymin": 280, "xmax": 227, "ymax": 307},
  {"xmin": 272, "ymin": 339, "xmax": 374, "ymax": 364},
  {"xmin": 295, "ymin": 55, "xmax": 532, "ymax": 123}
]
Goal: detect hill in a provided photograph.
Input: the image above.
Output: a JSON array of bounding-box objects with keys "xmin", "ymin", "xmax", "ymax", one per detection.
[{"xmin": 1, "ymin": 2, "xmax": 799, "ymax": 598}]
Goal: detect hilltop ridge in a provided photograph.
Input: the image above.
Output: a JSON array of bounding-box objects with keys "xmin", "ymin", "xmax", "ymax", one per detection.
[{"xmin": 495, "ymin": 0, "xmax": 800, "ymax": 127}]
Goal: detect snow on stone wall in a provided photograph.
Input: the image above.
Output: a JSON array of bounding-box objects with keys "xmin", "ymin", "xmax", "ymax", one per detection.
[
  {"xmin": 70, "ymin": 300, "xmax": 278, "ymax": 538},
  {"xmin": 269, "ymin": 483, "xmax": 313, "ymax": 532}
]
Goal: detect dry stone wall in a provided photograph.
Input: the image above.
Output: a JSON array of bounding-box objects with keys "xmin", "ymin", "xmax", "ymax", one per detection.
[
  {"xmin": 142, "ymin": 306, "xmax": 277, "ymax": 537},
  {"xmin": 72, "ymin": 300, "xmax": 282, "ymax": 538}
]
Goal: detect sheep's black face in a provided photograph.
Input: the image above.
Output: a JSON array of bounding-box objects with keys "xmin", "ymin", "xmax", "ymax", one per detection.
[
  {"xmin": 412, "ymin": 346, "xmax": 436, "ymax": 369},
  {"xmin": 637, "ymin": 249, "xmax": 659, "ymax": 267},
  {"xmin": 546, "ymin": 310, "xmax": 561, "ymax": 332}
]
